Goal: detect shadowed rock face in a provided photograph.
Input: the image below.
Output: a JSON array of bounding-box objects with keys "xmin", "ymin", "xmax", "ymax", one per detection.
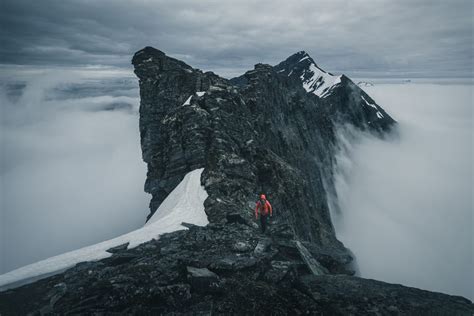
[
  {"xmin": 132, "ymin": 46, "xmax": 394, "ymax": 255},
  {"xmin": 1, "ymin": 48, "xmax": 472, "ymax": 315}
]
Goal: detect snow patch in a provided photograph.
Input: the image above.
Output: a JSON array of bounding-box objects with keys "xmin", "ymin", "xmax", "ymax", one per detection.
[
  {"xmin": 182, "ymin": 95, "xmax": 192, "ymax": 106},
  {"xmin": 196, "ymin": 91, "xmax": 206, "ymax": 97},
  {"xmin": 361, "ymin": 95, "xmax": 378, "ymax": 109},
  {"xmin": 0, "ymin": 168, "xmax": 208, "ymax": 291},
  {"xmin": 298, "ymin": 56, "xmax": 310, "ymax": 63},
  {"xmin": 146, "ymin": 168, "xmax": 209, "ymax": 227},
  {"xmin": 299, "ymin": 63, "xmax": 341, "ymax": 98},
  {"xmin": 320, "ymin": 75, "xmax": 342, "ymax": 98}
]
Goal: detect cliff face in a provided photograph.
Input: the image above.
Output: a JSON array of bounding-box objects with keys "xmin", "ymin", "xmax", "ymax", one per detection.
[
  {"xmin": 132, "ymin": 47, "xmax": 394, "ymax": 259},
  {"xmin": 1, "ymin": 48, "xmax": 472, "ymax": 315}
]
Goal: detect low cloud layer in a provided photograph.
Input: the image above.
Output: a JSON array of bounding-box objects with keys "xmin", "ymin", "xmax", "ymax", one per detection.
[
  {"xmin": 1, "ymin": 0, "xmax": 472, "ymax": 78},
  {"xmin": 330, "ymin": 83, "xmax": 473, "ymax": 299},
  {"xmin": 0, "ymin": 69, "xmax": 149, "ymax": 273}
]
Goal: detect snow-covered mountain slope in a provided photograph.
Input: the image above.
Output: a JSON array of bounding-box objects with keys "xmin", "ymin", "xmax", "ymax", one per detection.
[
  {"xmin": 274, "ymin": 51, "xmax": 342, "ymax": 98},
  {"xmin": 271, "ymin": 51, "xmax": 395, "ymax": 131},
  {"xmin": 0, "ymin": 168, "xmax": 208, "ymax": 291},
  {"xmin": 145, "ymin": 168, "xmax": 208, "ymax": 227}
]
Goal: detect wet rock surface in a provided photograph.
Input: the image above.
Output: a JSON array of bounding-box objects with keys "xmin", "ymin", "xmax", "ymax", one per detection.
[{"xmin": 0, "ymin": 47, "xmax": 472, "ymax": 314}]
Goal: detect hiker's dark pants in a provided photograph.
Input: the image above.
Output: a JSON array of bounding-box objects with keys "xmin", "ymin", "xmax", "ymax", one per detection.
[{"xmin": 260, "ymin": 214, "xmax": 268, "ymax": 233}]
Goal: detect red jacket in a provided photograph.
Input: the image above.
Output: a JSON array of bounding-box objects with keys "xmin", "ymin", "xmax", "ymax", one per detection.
[{"xmin": 255, "ymin": 199, "xmax": 272, "ymax": 219}]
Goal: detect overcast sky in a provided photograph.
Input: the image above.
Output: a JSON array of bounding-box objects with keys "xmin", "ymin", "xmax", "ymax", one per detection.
[{"xmin": 1, "ymin": 0, "xmax": 473, "ymax": 78}]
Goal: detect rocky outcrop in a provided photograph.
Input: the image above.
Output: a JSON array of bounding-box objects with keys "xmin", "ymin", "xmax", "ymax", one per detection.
[
  {"xmin": 1, "ymin": 47, "xmax": 472, "ymax": 315},
  {"xmin": 132, "ymin": 47, "xmax": 394, "ymax": 260},
  {"xmin": 1, "ymin": 223, "xmax": 472, "ymax": 314}
]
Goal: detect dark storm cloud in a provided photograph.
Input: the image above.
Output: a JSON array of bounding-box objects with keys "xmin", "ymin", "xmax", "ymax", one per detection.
[{"xmin": 1, "ymin": 0, "xmax": 472, "ymax": 77}]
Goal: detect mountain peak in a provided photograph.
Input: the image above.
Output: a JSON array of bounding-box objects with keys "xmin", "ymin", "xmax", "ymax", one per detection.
[
  {"xmin": 295, "ymin": 50, "xmax": 309, "ymax": 56},
  {"xmin": 274, "ymin": 51, "xmax": 341, "ymax": 98},
  {"xmin": 132, "ymin": 46, "xmax": 195, "ymax": 80},
  {"xmin": 283, "ymin": 50, "xmax": 316, "ymax": 66}
]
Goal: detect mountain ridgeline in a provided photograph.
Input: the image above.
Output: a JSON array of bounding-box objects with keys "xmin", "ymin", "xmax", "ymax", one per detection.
[
  {"xmin": 134, "ymin": 47, "xmax": 394, "ymax": 271},
  {"xmin": 135, "ymin": 47, "xmax": 394, "ymax": 243},
  {"xmin": 1, "ymin": 47, "xmax": 472, "ymax": 315}
]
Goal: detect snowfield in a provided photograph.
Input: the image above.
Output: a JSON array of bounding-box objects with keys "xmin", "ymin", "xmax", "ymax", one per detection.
[
  {"xmin": 298, "ymin": 59, "xmax": 342, "ymax": 98},
  {"xmin": 0, "ymin": 168, "xmax": 209, "ymax": 291}
]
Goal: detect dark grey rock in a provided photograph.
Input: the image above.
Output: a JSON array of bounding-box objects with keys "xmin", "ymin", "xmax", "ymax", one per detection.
[
  {"xmin": 106, "ymin": 242, "xmax": 129, "ymax": 253},
  {"xmin": 181, "ymin": 222, "xmax": 199, "ymax": 229},
  {"xmin": 38, "ymin": 282, "xmax": 67, "ymax": 315},
  {"xmin": 186, "ymin": 266, "xmax": 220, "ymax": 293},
  {"xmin": 150, "ymin": 283, "xmax": 192, "ymax": 303},
  {"xmin": 187, "ymin": 266, "xmax": 218, "ymax": 279},
  {"xmin": 295, "ymin": 240, "xmax": 329, "ymax": 275},
  {"xmin": 226, "ymin": 213, "xmax": 251, "ymax": 226},
  {"xmin": 264, "ymin": 260, "xmax": 293, "ymax": 283},
  {"xmin": 299, "ymin": 275, "xmax": 473, "ymax": 315},
  {"xmin": 102, "ymin": 252, "xmax": 138, "ymax": 266},
  {"xmin": 254, "ymin": 238, "xmax": 272, "ymax": 255},
  {"xmin": 0, "ymin": 222, "xmax": 471, "ymax": 315},
  {"xmin": 231, "ymin": 241, "xmax": 253, "ymax": 253},
  {"xmin": 209, "ymin": 255, "xmax": 258, "ymax": 271}
]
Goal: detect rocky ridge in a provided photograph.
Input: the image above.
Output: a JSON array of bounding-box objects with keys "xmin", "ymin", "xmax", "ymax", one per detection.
[{"xmin": 0, "ymin": 47, "xmax": 472, "ymax": 315}]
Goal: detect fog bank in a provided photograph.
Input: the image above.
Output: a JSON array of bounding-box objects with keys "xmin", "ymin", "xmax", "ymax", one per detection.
[
  {"xmin": 0, "ymin": 69, "xmax": 149, "ymax": 273},
  {"xmin": 330, "ymin": 83, "xmax": 473, "ymax": 299}
]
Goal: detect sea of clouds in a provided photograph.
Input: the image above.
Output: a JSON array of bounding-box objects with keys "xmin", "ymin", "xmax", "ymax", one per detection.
[
  {"xmin": 329, "ymin": 82, "xmax": 473, "ymax": 300},
  {"xmin": 0, "ymin": 67, "xmax": 149, "ymax": 273}
]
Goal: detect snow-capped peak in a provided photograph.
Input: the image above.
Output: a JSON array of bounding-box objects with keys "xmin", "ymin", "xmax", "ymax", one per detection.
[
  {"xmin": 274, "ymin": 51, "xmax": 342, "ymax": 98},
  {"xmin": 299, "ymin": 62, "xmax": 342, "ymax": 98}
]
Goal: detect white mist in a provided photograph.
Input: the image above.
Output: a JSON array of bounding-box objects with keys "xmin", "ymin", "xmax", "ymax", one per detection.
[
  {"xmin": 0, "ymin": 69, "xmax": 149, "ymax": 274},
  {"xmin": 330, "ymin": 83, "xmax": 473, "ymax": 300}
]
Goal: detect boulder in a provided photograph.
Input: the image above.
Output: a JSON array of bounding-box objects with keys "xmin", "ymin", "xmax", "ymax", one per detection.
[
  {"xmin": 231, "ymin": 241, "xmax": 253, "ymax": 253},
  {"xmin": 209, "ymin": 255, "xmax": 258, "ymax": 271},
  {"xmin": 254, "ymin": 238, "xmax": 272, "ymax": 255},
  {"xmin": 186, "ymin": 266, "xmax": 220, "ymax": 293},
  {"xmin": 106, "ymin": 242, "xmax": 129, "ymax": 254},
  {"xmin": 103, "ymin": 252, "xmax": 138, "ymax": 266},
  {"xmin": 295, "ymin": 241, "xmax": 328, "ymax": 275}
]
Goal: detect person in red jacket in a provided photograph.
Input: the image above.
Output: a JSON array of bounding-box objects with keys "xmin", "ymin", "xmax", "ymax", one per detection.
[{"xmin": 255, "ymin": 194, "xmax": 272, "ymax": 233}]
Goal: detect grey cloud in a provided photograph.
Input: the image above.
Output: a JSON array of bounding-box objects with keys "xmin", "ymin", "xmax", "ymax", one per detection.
[{"xmin": 1, "ymin": 0, "xmax": 472, "ymax": 78}]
